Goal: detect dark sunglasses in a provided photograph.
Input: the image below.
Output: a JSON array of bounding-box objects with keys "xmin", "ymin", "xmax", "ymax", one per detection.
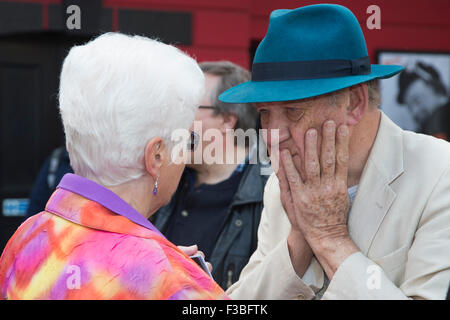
[{"xmin": 188, "ymin": 131, "xmax": 200, "ymax": 151}]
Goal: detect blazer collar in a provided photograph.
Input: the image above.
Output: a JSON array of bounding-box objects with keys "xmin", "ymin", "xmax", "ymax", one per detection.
[
  {"xmin": 365, "ymin": 112, "xmax": 404, "ymax": 184},
  {"xmin": 347, "ymin": 111, "xmax": 404, "ymax": 254}
]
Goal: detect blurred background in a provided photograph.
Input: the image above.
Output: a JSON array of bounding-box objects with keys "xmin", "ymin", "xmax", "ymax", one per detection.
[{"xmin": 0, "ymin": 0, "xmax": 449, "ymax": 250}]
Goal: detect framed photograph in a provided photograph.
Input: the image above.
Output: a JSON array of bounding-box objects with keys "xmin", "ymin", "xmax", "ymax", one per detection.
[{"xmin": 377, "ymin": 50, "xmax": 450, "ymax": 140}]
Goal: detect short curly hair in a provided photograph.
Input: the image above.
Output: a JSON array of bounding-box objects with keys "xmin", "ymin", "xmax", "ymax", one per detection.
[{"xmin": 59, "ymin": 33, "xmax": 204, "ymax": 186}]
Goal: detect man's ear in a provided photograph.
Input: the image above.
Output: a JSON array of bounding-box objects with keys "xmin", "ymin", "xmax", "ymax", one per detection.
[
  {"xmin": 346, "ymin": 83, "xmax": 369, "ymax": 126},
  {"xmin": 144, "ymin": 137, "xmax": 166, "ymax": 180},
  {"xmin": 220, "ymin": 113, "xmax": 238, "ymax": 133}
]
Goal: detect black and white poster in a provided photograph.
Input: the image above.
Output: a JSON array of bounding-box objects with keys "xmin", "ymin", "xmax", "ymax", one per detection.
[{"xmin": 378, "ymin": 51, "xmax": 450, "ymax": 140}]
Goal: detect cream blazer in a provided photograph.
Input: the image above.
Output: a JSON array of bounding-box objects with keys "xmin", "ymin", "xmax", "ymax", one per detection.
[{"xmin": 227, "ymin": 112, "xmax": 450, "ymax": 300}]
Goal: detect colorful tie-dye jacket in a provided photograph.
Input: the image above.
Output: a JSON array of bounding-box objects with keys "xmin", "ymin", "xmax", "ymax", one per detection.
[{"xmin": 0, "ymin": 174, "xmax": 228, "ymax": 300}]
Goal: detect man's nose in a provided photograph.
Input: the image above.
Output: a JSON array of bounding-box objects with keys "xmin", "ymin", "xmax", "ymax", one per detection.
[{"xmin": 264, "ymin": 117, "xmax": 290, "ymax": 147}]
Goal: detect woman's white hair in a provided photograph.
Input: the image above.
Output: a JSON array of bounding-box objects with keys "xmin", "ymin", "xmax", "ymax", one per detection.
[{"xmin": 59, "ymin": 32, "xmax": 204, "ymax": 186}]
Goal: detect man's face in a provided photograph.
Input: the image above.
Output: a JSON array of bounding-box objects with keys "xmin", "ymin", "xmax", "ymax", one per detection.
[
  {"xmin": 256, "ymin": 92, "xmax": 349, "ymax": 179},
  {"xmin": 189, "ymin": 73, "xmax": 223, "ymax": 166}
]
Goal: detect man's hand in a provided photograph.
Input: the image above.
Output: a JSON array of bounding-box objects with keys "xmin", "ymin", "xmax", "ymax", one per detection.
[
  {"xmin": 276, "ymin": 162, "xmax": 313, "ymax": 278},
  {"xmin": 280, "ymin": 120, "xmax": 359, "ymax": 279},
  {"xmin": 281, "ymin": 120, "xmax": 350, "ymax": 240}
]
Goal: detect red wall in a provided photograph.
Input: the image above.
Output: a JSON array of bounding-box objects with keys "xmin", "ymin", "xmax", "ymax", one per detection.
[
  {"xmin": 102, "ymin": 0, "xmax": 254, "ymax": 68},
  {"xmin": 103, "ymin": 0, "xmax": 450, "ymax": 68},
  {"xmin": 258, "ymin": 1, "xmax": 450, "ymax": 66},
  {"xmin": 6, "ymin": 0, "xmax": 450, "ymax": 69}
]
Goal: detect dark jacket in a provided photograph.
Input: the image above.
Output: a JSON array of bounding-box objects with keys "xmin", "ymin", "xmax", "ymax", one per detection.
[
  {"xmin": 27, "ymin": 147, "xmax": 73, "ymax": 217},
  {"xmin": 152, "ymin": 163, "xmax": 270, "ymax": 290}
]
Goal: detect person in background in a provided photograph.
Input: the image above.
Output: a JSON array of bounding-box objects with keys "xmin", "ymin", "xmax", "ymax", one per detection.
[
  {"xmin": 0, "ymin": 33, "xmax": 227, "ymax": 300},
  {"xmin": 152, "ymin": 61, "xmax": 270, "ymax": 290},
  {"xmin": 26, "ymin": 146, "xmax": 73, "ymax": 217}
]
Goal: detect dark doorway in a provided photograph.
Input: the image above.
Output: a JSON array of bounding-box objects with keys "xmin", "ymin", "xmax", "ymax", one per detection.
[
  {"xmin": 249, "ymin": 39, "xmax": 261, "ymax": 66},
  {"xmin": 0, "ymin": 33, "xmax": 90, "ymax": 251}
]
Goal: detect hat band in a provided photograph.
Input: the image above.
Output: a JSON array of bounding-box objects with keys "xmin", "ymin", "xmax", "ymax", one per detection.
[{"xmin": 251, "ymin": 56, "xmax": 371, "ymax": 81}]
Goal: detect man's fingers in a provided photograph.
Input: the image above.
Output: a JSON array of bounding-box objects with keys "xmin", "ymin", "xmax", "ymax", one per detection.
[
  {"xmin": 197, "ymin": 250, "xmax": 206, "ymax": 260},
  {"xmin": 281, "ymin": 149, "xmax": 304, "ymax": 193},
  {"xmin": 276, "ymin": 161, "xmax": 290, "ymax": 194},
  {"xmin": 304, "ymin": 128, "xmax": 320, "ymax": 185},
  {"xmin": 321, "ymin": 120, "xmax": 336, "ymax": 180},
  {"xmin": 335, "ymin": 124, "xmax": 349, "ymax": 182},
  {"xmin": 178, "ymin": 244, "xmax": 198, "ymax": 256},
  {"xmin": 276, "ymin": 164, "xmax": 297, "ymax": 221}
]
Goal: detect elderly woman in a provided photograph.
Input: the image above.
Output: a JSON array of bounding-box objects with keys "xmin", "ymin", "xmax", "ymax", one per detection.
[{"xmin": 0, "ymin": 33, "xmax": 227, "ymax": 300}]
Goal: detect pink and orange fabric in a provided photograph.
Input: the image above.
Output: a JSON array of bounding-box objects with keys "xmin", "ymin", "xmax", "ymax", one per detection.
[{"xmin": 0, "ymin": 174, "xmax": 228, "ymax": 300}]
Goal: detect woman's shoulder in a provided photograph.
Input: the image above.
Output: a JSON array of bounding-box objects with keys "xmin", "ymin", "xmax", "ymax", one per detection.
[
  {"xmin": 102, "ymin": 231, "xmax": 192, "ymax": 274},
  {"xmin": 104, "ymin": 233, "xmax": 226, "ymax": 298}
]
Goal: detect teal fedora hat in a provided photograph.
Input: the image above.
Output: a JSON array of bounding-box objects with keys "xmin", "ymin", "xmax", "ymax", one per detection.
[{"xmin": 219, "ymin": 4, "xmax": 404, "ymax": 103}]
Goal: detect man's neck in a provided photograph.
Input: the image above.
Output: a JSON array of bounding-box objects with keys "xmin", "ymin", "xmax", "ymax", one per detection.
[{"xmin": 347, "ymin": 109, "xmax": 381, "ymax": 187}]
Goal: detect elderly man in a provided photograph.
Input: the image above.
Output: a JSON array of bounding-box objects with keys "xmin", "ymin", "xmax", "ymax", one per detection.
[
  {"xmin": 220, "ymin": 4, "xmax": 450, "ymax": 299},
  {"xmin": 152, "ymin": 61, "xmax": 269, "ymax": 290}
]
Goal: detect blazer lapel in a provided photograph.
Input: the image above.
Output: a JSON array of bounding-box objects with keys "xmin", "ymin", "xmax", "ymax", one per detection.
[{"xmin": 348, "ymin": 112, "xmax": 404, "ymax": 255}]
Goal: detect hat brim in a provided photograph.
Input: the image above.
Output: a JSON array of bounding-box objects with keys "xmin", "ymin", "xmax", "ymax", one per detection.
[{"xmin": 219, "ymin": 64, "xmax": 404, "ymax": 103}]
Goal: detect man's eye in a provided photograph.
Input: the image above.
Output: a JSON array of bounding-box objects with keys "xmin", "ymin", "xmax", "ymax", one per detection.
[{"xmin": 286, "ymin": 107, "xmax": 304, "ymax": 121}]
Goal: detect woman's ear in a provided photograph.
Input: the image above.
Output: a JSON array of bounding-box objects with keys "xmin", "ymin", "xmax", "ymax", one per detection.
[
  {"xmin": 346, "ymin": 83, "xmax": 369, "ymax": 126},
  {"xmin": 144, "ymin": 137, "xmax": 166, "ymax": 180}
]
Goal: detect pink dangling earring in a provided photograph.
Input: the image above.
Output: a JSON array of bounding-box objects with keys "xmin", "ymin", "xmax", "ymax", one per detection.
[{"xmin": 152, "ymin": 176, "xmax": 159, "ymax": 195}]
